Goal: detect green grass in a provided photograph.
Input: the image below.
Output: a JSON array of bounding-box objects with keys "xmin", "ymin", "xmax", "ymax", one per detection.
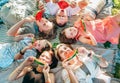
[
  {"xmin": 112, "ymin": 0, "xmax": 120, "ymax": 15},
  {"xmin": 113, "ymin": 63, "xmax": 120, "ymax": 78}
]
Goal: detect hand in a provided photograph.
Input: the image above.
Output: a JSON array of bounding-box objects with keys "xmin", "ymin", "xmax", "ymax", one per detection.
[
  {"xmin": 43, "ymin": 64, "xmax": 50, "ymax": 74},
  {"xmin": 24, "ymin": 44, "xmax": 34, "ymax": 50},
  {"xmin": 22, "ymin": 56, "xmax": 35, "ymax": 67},
  {"xmin": 70, "ymin": 1, "xmax": 77, "ymax": 8},
  {"xmin": 22, "ymin": 66, "xmax": 33, "ymax": 73},
  {"xmin": 24, "ymin": 16, "xmax": 35, "ymax": 23},
  {"xmin": 37, "ymin": 1, "xmax": 44, "ymax": 10},
  {"xmin": 62, "ymin": 60, "xmax": 73, "ymax": 70}
]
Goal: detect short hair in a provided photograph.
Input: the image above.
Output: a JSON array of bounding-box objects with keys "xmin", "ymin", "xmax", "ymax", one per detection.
[
  {"xmin": 38, "ymin": 23, "xmax": 57, "ymax": 40},
  {"xmin": 59, "ymin": 29, "xmax": 77, "ymax": 44}
]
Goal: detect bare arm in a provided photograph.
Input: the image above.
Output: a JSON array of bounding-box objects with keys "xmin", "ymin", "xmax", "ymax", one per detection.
[
  {"xmin": 62, "ymin": 61, "xmax": 78, "ymax": 83},
  {"xmin": 14, "ymin": 44, "xmax": 33, "ymax": 60},
  {"xmin": 43, "ymin": 65, "xmax": 53, "ymax": 83},
  {"xmin": 66, "ymin": 69, "xmax": 78, "ymax": 83},
  {"xmin": 78, "ymin": 32, "xmax": 97, "ymax": 46},
  {"xmin": 8, "ymin": 56, "xmax": 34, "ymax": 81},
  {"xmin": 7, "ymin": 16, "xmax": 35, "ymax": 36},
  {"xmin": 7, "ymin": 19, "xmax": 26, "ymax": 36}
]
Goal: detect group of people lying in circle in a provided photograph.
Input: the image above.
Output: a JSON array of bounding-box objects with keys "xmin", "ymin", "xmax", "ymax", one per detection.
[{"xmin": 0, "ymin": 0, "xmax": 120, "ymax": 83}]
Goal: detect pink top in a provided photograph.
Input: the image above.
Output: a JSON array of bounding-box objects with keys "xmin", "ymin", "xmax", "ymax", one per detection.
[{"xmin": 74, "ymin": 16, "xmax": 120, "ymax": 44}]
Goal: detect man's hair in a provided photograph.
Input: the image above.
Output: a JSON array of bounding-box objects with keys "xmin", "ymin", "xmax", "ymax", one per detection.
[
  {"xmin": 38, "ymin": 23, "xmax": 57, "ymax": 40},
  {"xmin": 59, "ymin": 29, "xmax": 77, "ymax": 44}
]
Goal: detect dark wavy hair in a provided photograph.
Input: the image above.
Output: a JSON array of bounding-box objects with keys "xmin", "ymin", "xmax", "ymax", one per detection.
[{"xmin": 59, "ymin": 29, "xmax": 77, "ymax": 44}]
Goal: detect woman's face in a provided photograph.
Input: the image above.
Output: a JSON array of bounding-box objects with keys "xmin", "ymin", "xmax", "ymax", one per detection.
[
  {"xmin": 36, "ymin": 18, "xmax": 53, "ymax": 33},
  {"xmin": 38, "ymin": 51, "xmax": 52, "ymax": 65},
  {"xmin": 57, "ymin": 44, "xmax": 73, "ymax": 61},
  {"xmin": 64, "ymin": 27, "xmax": 78, "ymax": 39},
  {"xmin": 56, "ymin": 9, "xmax": 68, "ymax": 26},
  {"xmin": 34, "ymin": 40, "xmax": 48, "ymax": 52}
]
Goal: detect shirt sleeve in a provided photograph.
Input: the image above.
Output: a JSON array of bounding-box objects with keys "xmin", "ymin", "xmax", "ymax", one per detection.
[{"xmin": 45, "ymin": 2, "xmax": 59, "ymax": 15}]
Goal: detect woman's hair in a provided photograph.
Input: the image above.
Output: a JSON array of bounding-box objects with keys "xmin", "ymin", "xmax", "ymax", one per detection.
[
  {"xmin": 36, "ymin": 48, "xmax": 58, "ymax": 69},
  {"xmin": 59, "ymin": 29, "xmax": 77, "ymax": 44},
  {"xmin": 49, "ymin": 48, "xmax": 58, "ymax": 69},
  {"xmin": 38, "ymin": 23, "xmax": 57, "ymax": 40},
  {"xmin": 56, "ymin": 44, "xmax": 74, "ymax": 61}
]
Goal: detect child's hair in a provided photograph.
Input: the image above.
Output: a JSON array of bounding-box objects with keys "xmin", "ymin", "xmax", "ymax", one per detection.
[
  {"xmin": 38, "ymin": 23, "xmax": 57, "ymax": 40},
  {"xmin": 59, "ymin": 29, "xmax": 77, "ymax": 44},
  {"xmin": 36, "ymin": 40, "xmax": 52, "ymax": 58}
]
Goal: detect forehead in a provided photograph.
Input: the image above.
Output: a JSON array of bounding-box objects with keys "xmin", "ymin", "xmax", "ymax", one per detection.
[
  {"xmin": 58, "ymin": 44, "xmax": 70, "ymax": 50},
  {"xmin": 41, "ymin": 51, "xmax": 51, "ymax": 57},
  {"xmin": 36, "ymin": 40, "xmax": 46, "ymax": 43}
]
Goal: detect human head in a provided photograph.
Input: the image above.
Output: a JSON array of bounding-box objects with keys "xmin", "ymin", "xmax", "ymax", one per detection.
[
  {"xmin": 36, "ymin": 19, "xmax": 57, "ymax": 40},
  {"xmin": 56, "ymin": 9, "xmax": 68, "ymax": 27},
  {"xmin": 38, "ymin": 49, "xmax": 58, "ymax": 69},
  {"xmin": 56, "ymin": 43, "xmax": 73, "ymax": 61},
  {"xmin": 59, "ymin": 27, "xmax": 77, "ymax": 44},
  {"xmin": 33, "ymin": 39, "xmax": 52, "ymax": 53}
]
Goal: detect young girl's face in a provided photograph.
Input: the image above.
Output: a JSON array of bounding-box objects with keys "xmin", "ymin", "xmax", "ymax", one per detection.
[
  {"xmin": 34, "ymin": 40, "xmax": 49, "ymax": 52},
  {"xmin": 64, "ymin": 27, "xmax": 78, "ymax": 39},
  {"xmin": 36, "ymin": 18, "xmax": 53, "ymax": 33},
  {"xmin": 56, "ymin": 9, "xmax": 68, "ymax": 26},
  {"xmin": 38, "ymin": 51, "xmax": 52, "ymax": 65},
  {"xmin": 57, "ymin": 44, "xmax": 73, "ymax": 61}
]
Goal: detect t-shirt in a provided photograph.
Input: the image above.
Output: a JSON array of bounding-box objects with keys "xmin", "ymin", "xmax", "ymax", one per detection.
[
  {"xmin": 0, "ymin": 37, "xmax": 36, "ymax": 69},
  {"xmin": 85, "ymin": 16, "xmax": 120, "ymax": 44}
]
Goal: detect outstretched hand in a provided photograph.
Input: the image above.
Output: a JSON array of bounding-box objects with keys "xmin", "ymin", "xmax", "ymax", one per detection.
[{"xmin": 22, "ymin": 56, "xmax": 35, "ymax": 67}]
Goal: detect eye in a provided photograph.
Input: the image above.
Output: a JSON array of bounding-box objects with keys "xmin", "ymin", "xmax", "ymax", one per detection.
[{"xmin": 40, "ymin": 54, "xmax": 44, "ymax": 57}]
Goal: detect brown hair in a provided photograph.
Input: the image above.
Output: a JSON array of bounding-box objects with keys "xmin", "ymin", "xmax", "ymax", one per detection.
[
  {"xmin": 59, "ymin": 29, "xmax": 77, "ymax": 44},
  {"xmin": 56, "ymin": 44, "xmax": 74, "ymax": 61},
  {"xmin": 38, "ymin": 23, "xmax": 57, "ymax": 40}
]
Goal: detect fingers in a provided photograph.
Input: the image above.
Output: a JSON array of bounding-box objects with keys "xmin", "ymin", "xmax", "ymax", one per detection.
[
  {"xmin": 43, "ymin": 64, "xmax": 50, "ymax": 73},
  {"xmin": 70, "ymin": 1, "xmax": 77, "ymax": 8}
]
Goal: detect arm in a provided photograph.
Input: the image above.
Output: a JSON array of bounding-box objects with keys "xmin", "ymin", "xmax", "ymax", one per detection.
[
  {"xmin": 7, "ymin": 16, "xmax": 35, "ymax": 36},
  {"xmin": 66, "ymin": 69, "xmax": 78, "ymax": 83},
  {"xmin": 62, "ymin": 61, "xmax": 78, "ymax": 83},
  {"xmin": 8, "ymin": 56, "xmax": 34, "ymax": 81},
  {"xmin": 43, "ymin": 65, "xmax": 53, "ymax": 83},
  {"xmin": 14, "ymin": 44, "xmax": 33, "ymax": 60},
  {"xmin": 78, "ymin": 32, "xmax": 97, "ymax": 46}
]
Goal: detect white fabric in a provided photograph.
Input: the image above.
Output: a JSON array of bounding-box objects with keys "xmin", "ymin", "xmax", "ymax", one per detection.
[
  {"xmin": 0, "ymin": 0, "xmax": 36, "ymax": 27},
  {"xmin": 46, "ymin": 2, "xmax": 81, "ymax": 16}
]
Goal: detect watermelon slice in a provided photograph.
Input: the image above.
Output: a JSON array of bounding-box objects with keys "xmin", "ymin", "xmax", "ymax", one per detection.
[
  {"xmin": 34, "ymin": 59, "xmax": 45, "ymax": 66},
  {"xmin": 66, "ymin": 50, "xmax": 78, "ymax": 61}
]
